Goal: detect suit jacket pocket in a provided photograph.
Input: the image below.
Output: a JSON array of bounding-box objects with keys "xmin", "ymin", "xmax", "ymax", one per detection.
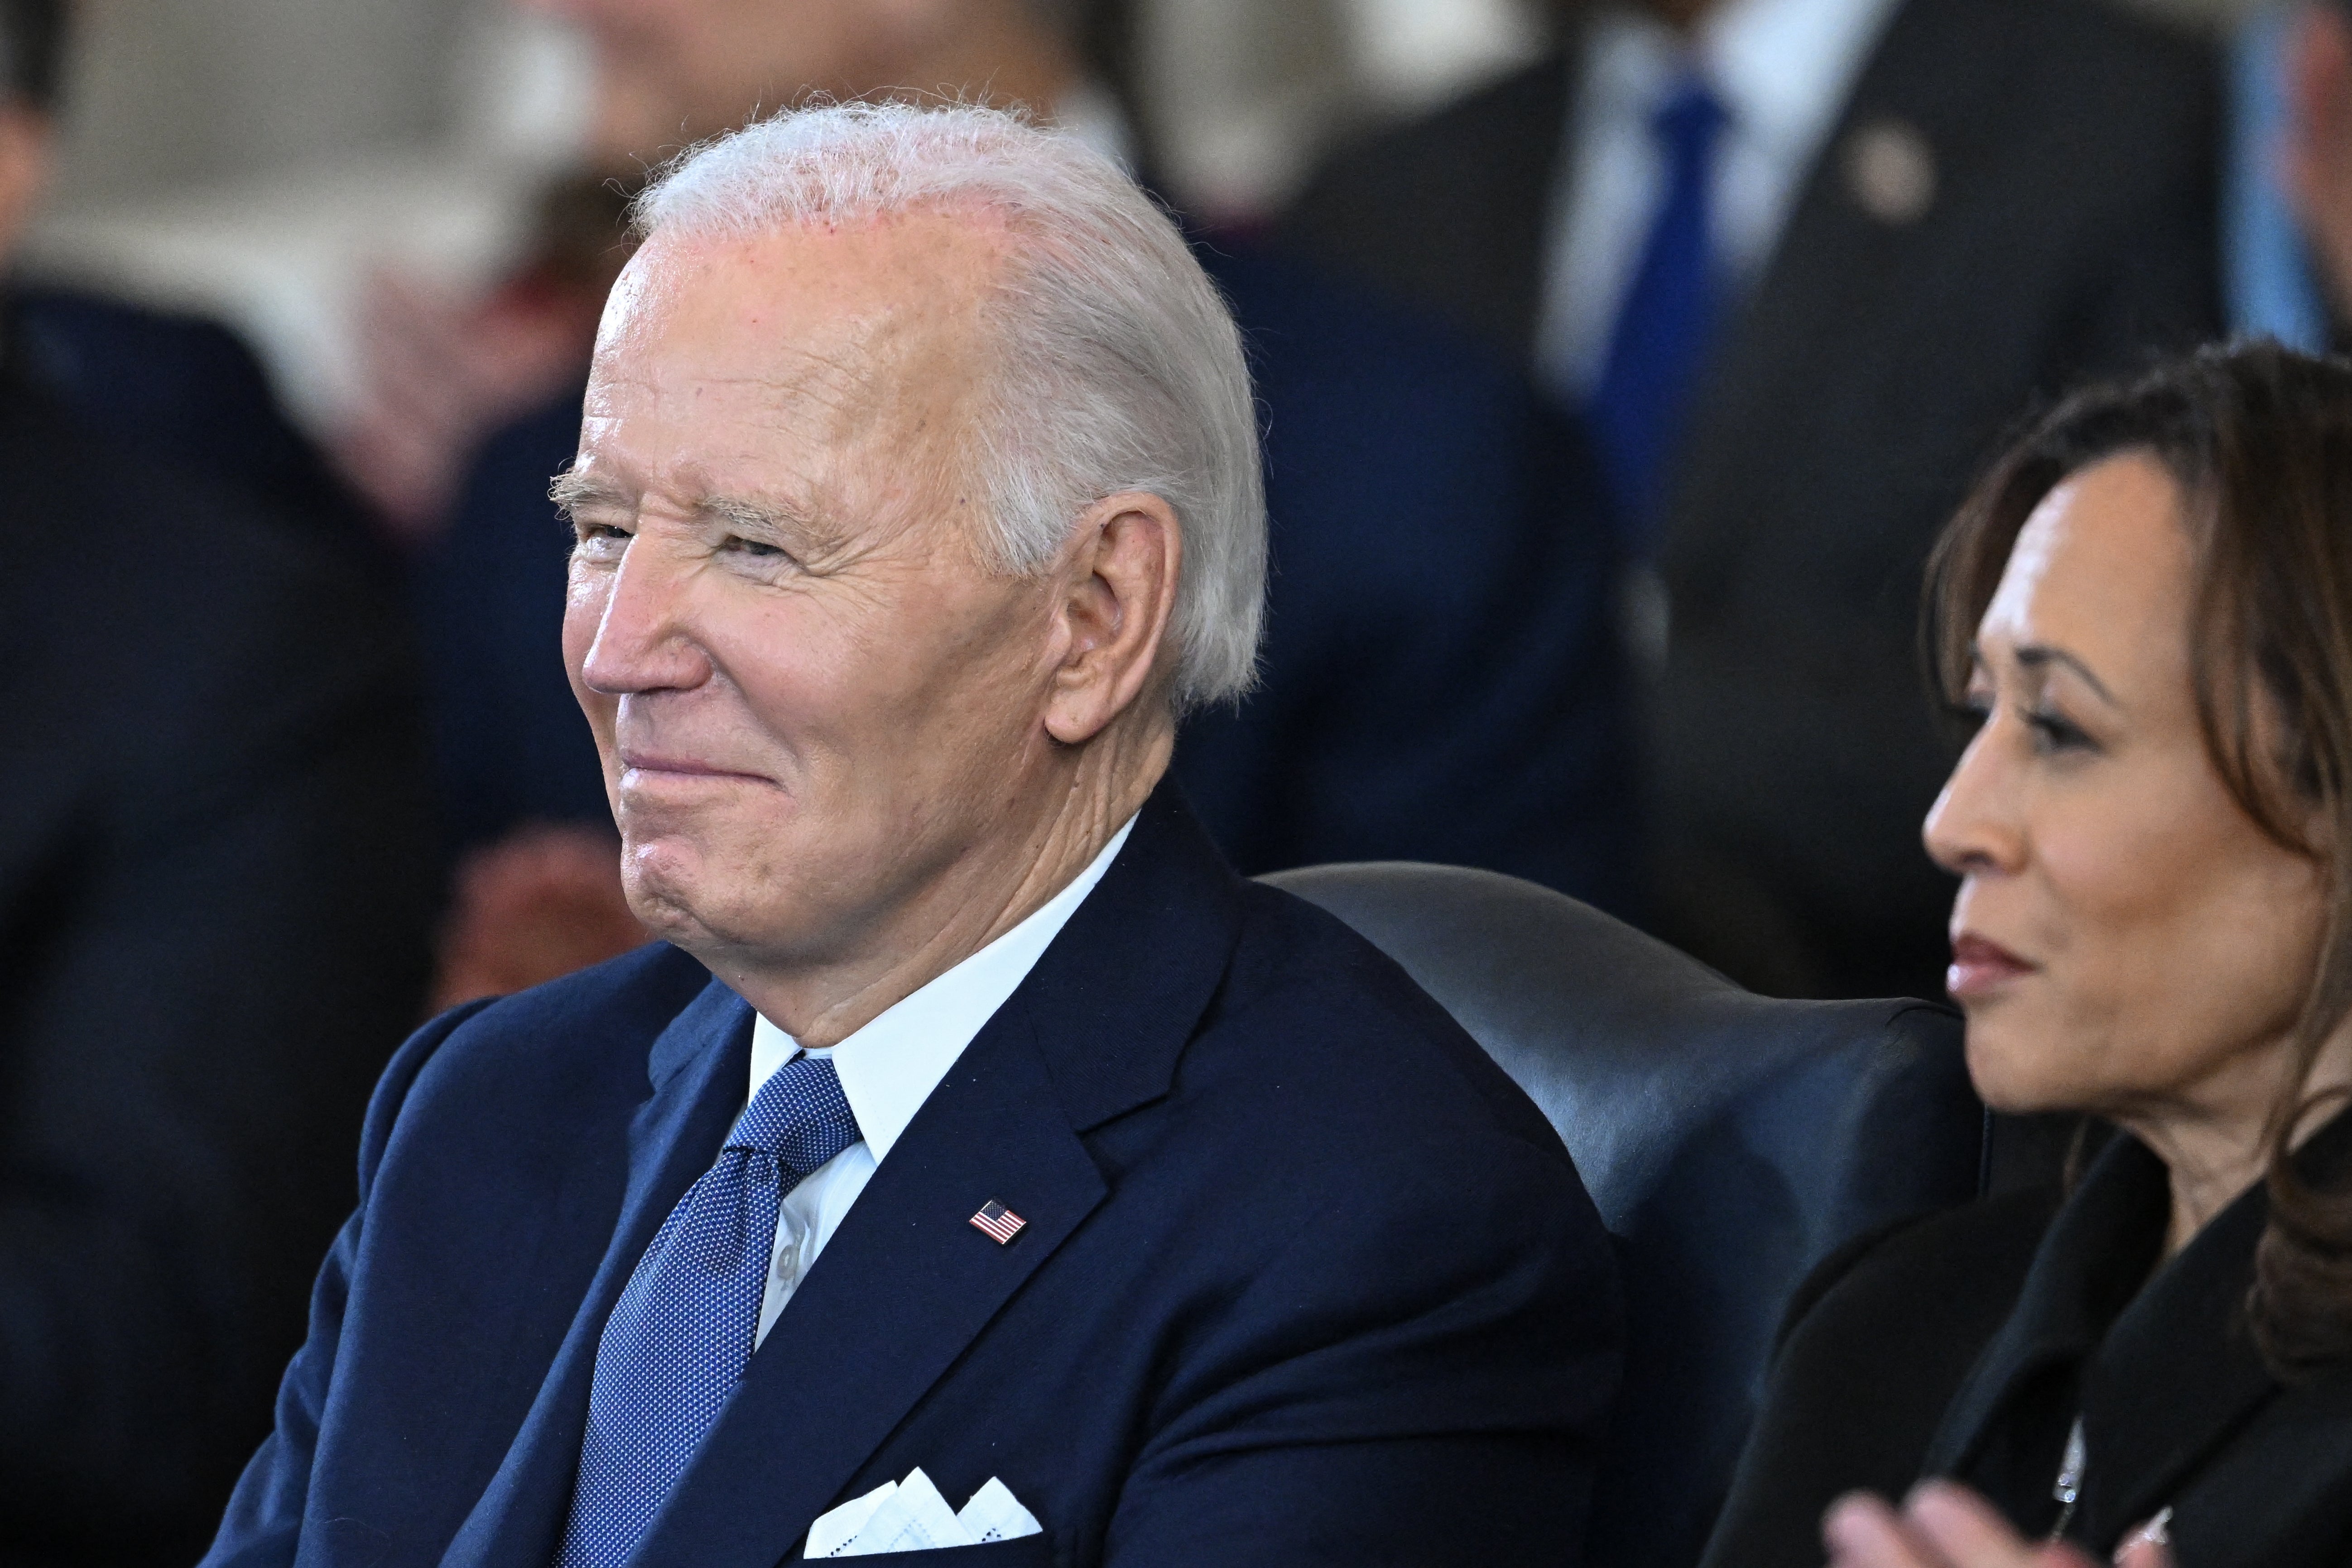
[{"xmin": 805, "ymin": 1536, "xmax": 1054, "ymax": 1566}]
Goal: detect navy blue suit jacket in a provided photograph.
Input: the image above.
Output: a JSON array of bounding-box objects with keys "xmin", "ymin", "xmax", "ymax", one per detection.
[{"xmin": 204, "ymin": 785, "xmax": 1622, "ymax": 1567}]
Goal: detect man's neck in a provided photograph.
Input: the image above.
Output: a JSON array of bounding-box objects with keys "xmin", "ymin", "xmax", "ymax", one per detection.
[{"xmin": 719, "ymin": 720, "xmax": 1171, "ymax": 1048}]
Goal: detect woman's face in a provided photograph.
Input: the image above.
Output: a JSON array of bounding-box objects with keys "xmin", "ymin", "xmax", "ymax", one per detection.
[{"xmin": 1922, "ymin": 452, "xmax": 2326, "ymax": 1129}]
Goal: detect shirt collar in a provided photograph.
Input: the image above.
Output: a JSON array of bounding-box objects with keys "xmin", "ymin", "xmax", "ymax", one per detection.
[
  {"xmin": 1704, "ymin": 0, "xmax": 1898, "ymax": 163},
  {"xmin": 1583, "ymin": 0, "xmax": 1899, "ymax": 160},
  {"xmin": 749, "ymin": 814, "xmax": 1138, "ymax": 1163}
]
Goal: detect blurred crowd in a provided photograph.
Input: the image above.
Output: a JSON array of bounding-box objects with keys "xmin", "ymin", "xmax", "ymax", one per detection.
[{"xmin": 5, "ymin": 0, "xmax": 2352, "ymax": 1557}]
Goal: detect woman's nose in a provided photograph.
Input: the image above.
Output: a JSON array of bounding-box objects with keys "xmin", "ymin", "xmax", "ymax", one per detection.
[{"xmin": 1922, "ymin": 720, "xmax": 2025, "ymax": 878}]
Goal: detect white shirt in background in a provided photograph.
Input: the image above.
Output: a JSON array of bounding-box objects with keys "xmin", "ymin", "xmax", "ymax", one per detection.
[
  {"xmin": 744, "ymin": 815, "xmax": 1138, "ymax": 1347},
  {"xmin": 1535, "ymin": 0, "xmax": 1901, "ymax": 401}
]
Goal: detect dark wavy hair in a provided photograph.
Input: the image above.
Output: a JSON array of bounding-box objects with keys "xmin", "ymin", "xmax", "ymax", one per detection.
[{"xmin": 1923, "ymin": 341, "xmax": 2352, "ymax": 1376}]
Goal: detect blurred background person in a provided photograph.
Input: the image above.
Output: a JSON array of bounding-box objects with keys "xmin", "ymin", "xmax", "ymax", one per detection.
[
  {"xmin": 425, "ymin": 0, "xmax": 1637, "ymax": 1000},
  {"xmin": 2228, "ymin": 0, "xmax": 2352, "ymax": 349},
  {"xmin": 2, "ymin": 11, "xmax": 378, "ymax": 557},
  {"xmin": 1703, "ymin": 343, "xmax": 2352, "ymax": 1568},
  {"xmin": 0, "ymin": 1, "xmax": 441, "ymax": 1560},
  {"xmin": 1280, "ymin": 0, "xmax": 2222, "ymax": 999}
]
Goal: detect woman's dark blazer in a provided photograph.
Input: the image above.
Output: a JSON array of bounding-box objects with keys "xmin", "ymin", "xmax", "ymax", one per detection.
[{"xmin": 1699, "ymin": 1119, "xmax": 2352, "ymax": 1568}]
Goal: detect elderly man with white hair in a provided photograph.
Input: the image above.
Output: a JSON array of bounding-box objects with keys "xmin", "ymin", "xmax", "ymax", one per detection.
[{"xmin": 201, "ymin": 102, "xmax": 1621, "ymax": 1568}]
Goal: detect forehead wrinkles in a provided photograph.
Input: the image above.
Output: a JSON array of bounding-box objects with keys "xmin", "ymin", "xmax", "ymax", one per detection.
[
  {"xmin": 596, "ymin": 221, "xmax": 1011, "ymax": 538},
  {"xmin": 755, "ymin": 295, "xmax": 982, "ymax": 458}
]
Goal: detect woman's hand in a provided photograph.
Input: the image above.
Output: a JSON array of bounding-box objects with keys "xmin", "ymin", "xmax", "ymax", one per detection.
[{"xmin": 1823, "ymin": 1483, "xmax": 2172, "ymax": 1568}]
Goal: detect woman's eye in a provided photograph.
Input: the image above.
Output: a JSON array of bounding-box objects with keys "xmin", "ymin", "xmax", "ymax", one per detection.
[{"xmin": 2026, "ymin": 708, "xmax": 2097, "ymax": 754}]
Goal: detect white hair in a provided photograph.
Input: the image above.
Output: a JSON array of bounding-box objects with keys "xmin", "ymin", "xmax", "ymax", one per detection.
[{"xmin": 631, "ymin": 100, "xmax": 1265, "ymax": 712}]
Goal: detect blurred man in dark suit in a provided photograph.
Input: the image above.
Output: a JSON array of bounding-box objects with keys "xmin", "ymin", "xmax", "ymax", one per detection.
[
  {"xmin": 1284, "ymin": 0, "xmax": 2220, "ymax": 999},
  {"xmin": 424, "ymin": 0, "xmax": 1634, "ymax": 947},
  {"xmin": 0, "ymin": 4, "xmax": 379, "ymax": 556},
  {"xmin": 0, "ymin": 3, "xmax": 441, "ymax": 1559}
]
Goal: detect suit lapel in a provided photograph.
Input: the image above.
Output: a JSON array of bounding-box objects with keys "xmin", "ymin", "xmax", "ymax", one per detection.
[
  {"xmin": 440, "ymin": 978, "xmax": 756, "ymax": 1568},
  {"xmin": 2074, "ymin": 1187, "xmax": 2278, "ymax": 1545},
  {"xmin": 2072, "ymin": 1114, "xmax": 2352, "ymax": 1542},
  {"xmin": 637, "ymin": 784, "xmax": 1247, "ymax": 1568},
  {"xmin": 640, "ymin": 1024, "xmax": 1107, "ymax": 1568},
  {"xmin": 1661, "ymin": 0, "xmax": 1996, "ymax": 587},
  {"xmin": 1428, "ymin": 44, "xmax": 1571, "ymax": 361},
  {"xmin": 1920, "ymin": 1134, "xmax": 2171, "ymax": 1480},
  {"xmin": 1277, "ymin": 47, "xmax": 1569, "ymax": 364}
]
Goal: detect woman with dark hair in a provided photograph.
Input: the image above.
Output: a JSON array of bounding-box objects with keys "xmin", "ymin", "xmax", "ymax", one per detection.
[{"xmin": 1697, "ymin": 341, "xmax": 2352, "ymax": 1568}]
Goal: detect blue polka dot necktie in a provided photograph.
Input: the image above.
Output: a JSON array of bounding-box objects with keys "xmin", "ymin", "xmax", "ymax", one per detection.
[
  {"xmin": 552, "ymin": 1052, "xmax": 862, "ymax": 1568},
  {"xmin": 1589, "ymin": 73, "xmax": 1730, "ymax": 548}
]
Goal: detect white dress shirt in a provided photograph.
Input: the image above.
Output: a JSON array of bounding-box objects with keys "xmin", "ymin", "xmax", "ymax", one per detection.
[
  {"xmin": 1534, "ymin": 0, "xmax": 1900, "ymax": 401},
  {"xmin": 745, "ymin": 816, "xmax": 1136, "ymax": 1346}
]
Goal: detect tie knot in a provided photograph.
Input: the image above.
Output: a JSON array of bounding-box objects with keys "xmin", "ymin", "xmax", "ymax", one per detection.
[
  {"xmin": 729, "ymin": 1052, "xmax": 861, "ymax": 1182},
  {"xmin": 1652, "ymin": 75, "xmax": 1727, "ymax": 157}
]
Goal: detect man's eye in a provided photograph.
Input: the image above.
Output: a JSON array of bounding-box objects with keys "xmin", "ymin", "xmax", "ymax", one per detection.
[
  {"xmin": 571, "ymin": 522, "xmax": 631, "ymax": 557},
  {"xmin": 724, "ymin": 535, "xmax": 787, "ymax": 560}
]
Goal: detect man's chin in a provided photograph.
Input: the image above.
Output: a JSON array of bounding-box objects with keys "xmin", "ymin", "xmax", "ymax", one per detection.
[
  {"xmin": 617, "ymin": 846, "xmax": 720, "ymax": 944},
  {"xmin": 618, "ymin": 851, "xmax": 804, "ymax": 967}
]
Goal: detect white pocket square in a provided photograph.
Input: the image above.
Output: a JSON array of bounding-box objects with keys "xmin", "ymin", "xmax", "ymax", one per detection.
[{"xmin": 805, "ymin": 1467, "xmax": 1042, "ymax": 1557}]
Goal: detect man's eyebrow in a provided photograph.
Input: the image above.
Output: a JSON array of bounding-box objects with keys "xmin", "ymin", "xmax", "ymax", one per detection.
[
  {"xmin": 695, "ymin": 492, "xmax": 854, "ymax": 562},
  {"xmin": 548, "ymin": 469, "xmax": 629, "ymax": 513},
  {"xmin": 694, "ymin": 493, "xmax": 807, "ymax": 533},
  {"xmin": 2014, "ymin": 643, "xmax": 2120, "ymax": 708}
]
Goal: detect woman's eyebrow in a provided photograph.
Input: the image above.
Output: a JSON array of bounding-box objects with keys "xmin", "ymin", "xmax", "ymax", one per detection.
[{"xmin": 2014, "ymin": 643, "xmax": 2120, "ymax": 708}]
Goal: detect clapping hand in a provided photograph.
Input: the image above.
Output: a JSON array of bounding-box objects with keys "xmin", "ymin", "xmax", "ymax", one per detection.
[{"xmin": 1823, "ymin": 1483, "xmax": 2171, "ymax": 1568}]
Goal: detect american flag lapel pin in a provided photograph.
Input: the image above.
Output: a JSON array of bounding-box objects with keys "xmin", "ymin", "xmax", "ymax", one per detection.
[{"xmin": 969, "ymin": 1199, "xmax": 1027, "ymax": 1245}]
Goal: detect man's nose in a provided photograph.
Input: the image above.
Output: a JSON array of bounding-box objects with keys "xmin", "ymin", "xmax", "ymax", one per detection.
[
  {"xmin": 575, "ymin": 537, "xmax": 712, "ymax": 697},
  {"xmin": 1921, "ymin": 720, "xmax": 2025, "ymax": 879}
]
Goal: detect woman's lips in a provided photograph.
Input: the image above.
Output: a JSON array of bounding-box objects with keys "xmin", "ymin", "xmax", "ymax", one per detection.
[{"xmin": 1947, "ymin": 932, "xmax": 2036, "ymax": 999}]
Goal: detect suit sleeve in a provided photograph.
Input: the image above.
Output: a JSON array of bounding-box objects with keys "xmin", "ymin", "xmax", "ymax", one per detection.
[
  {"xmin": 199, "ymin": 999, "xmax": 494, "ymax": 1568},
  {"xmin": 1101, "ymin": 1131, "xmax": 1623, "ymax": 1566}
]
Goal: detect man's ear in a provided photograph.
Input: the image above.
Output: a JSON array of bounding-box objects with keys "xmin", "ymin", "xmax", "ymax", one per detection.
[
  {"xmin": 1043, "ymin": 491, "xmax": 1181, "ymax": 746},
  {"xmin": 0, "ymin": 104, "xmax": 53, "ymax": 265}
]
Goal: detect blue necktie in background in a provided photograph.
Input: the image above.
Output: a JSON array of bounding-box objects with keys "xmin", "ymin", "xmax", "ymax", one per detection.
[
  {"xmin": 553, "ymin": 1053, "xmax": 862, "ymax": 1568},
  {"xmin": 1589, "ymin": 74, "xmax": 1730, "ymax": 547}
]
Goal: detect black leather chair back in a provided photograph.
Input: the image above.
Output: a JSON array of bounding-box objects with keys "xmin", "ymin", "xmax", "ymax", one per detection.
[{"xmin": 1263, "ymin": 863, "xmax": 1981, "ymax": 1568}]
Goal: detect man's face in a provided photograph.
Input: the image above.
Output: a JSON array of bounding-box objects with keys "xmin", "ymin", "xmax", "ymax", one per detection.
[
  {"xmin": 559, "ymin": 213, "xmax": 1074, "ymax": 975},
  {"xmin": 530, "ymin": 0, "xmax": 936, "ymax": 159}
]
